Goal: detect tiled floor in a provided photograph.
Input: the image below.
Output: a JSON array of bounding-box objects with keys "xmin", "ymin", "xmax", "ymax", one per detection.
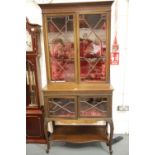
[{"xmin": 26, "ymin": 134, "xmax": 129, "ymax": 155}]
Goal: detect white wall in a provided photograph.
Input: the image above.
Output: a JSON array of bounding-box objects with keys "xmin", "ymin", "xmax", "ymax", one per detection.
[
  {"xmin": 111, "ymin": 0, "xmax": 129, "ymax": 133},
  {"xmin": 26, "ymin": 0, "xmax": 129, "ymax": 134}
]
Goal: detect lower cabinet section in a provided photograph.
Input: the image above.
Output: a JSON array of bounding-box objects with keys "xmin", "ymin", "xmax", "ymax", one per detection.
[
  {"xmin": 26, "ymin": 109, "xmax": 45, "ymax": 143},
  {"xmin": 47, "ymin": 95, "xmax": 112, "ymax": 119},
  {"xmin": 43, "ymin": 85, "xmax": 113, "ymax": 154},
  {"xmin": 44, "ymin": 92, "xmax": 113, "ymax": 154}
]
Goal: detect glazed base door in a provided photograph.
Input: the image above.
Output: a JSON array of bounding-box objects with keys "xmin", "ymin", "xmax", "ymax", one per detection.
[
  {"xmin": 47, "ymin": 96, "xmax": 77, "ymax": 118},
  {"xmin": 78, "ymin": 96, "xmax": 111, "ymax": 118}
]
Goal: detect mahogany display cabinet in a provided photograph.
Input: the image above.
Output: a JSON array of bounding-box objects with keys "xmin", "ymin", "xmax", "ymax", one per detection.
[
  {"xmin": 26, "ymin": 19, "xmax": 45, "ymax": 143},
  {"xmin": 40, "ymin": 1, "xmax": 114, "ymax": 154}
]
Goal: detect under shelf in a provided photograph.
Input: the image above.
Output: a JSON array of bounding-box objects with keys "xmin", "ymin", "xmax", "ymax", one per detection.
[{"xmin": 50, "ymin": 125, "xmax": 108, "ymax": 143}]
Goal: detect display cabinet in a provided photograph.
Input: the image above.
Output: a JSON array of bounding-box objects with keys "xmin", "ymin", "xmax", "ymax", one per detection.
[
  {"xmin": 40, "ymin": 1, "xmax": 114, "ymax": 154},
  {"xmin": 26, "ymin": 18, "xmax": 45, "ymax": 143}
]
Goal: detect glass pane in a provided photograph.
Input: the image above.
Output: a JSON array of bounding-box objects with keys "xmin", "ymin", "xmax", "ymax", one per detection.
[
  {"xmin": 79, "ymin": 97, "xmax": 108, "ymax": 117},
  {"xmin": 47, "ymin": 15, "xmax": 75, "ymax": 82},
  {"xmin": 79, "ymin": 14, "xmax": 106, "ymax": 81},
  {"xmin": 48, "ymin": 98, "xmax": 76, "ymax": 117}
]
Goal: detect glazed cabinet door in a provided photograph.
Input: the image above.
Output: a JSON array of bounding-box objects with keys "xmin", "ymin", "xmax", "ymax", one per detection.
[
  {"xmin": 44, "ymin": 14, "xmax": 77, "ymax": 83},
  {"xmin": 78, "ymin": 95, "xmax": 111, "ymax": 118},
  {"xmin": 47, "ymin": 96, "xmax": 77, "ymax": 118},
  {"xmin": 78, "ymin": 13, "xmax": 109, "ymax": 82}
]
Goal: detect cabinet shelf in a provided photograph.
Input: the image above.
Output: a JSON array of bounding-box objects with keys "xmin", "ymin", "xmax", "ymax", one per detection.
[{"xmin": 51, "ymin": 125, "xmax": 108, "ymax": 143}]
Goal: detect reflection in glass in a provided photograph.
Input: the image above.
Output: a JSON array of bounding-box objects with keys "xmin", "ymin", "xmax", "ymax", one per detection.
[
  {"xmin": 79, "ymin": 14, "xmax": 106, "ymax": 81},
  {"xmin": 80, "ymin": 97, "xmax": 108, "ymax": 117},
  {"xmin": 48, "ymin": 98, "xmax": 76, "ymax": 117},
  {"xmin": 47, "ymin": 15, "xmax": 75, "ymax": 82}
]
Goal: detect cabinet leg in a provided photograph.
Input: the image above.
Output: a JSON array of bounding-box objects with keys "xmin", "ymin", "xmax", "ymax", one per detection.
[
  {"xmin": 109, "ymin": 145, "xmax": 113, "ymax": 155},
  {"xmin": 44, "ymin": 119, "xmax": 50, "ymax": 153},
  {"xmin": 105, "ymin": 121, "xmax": 108, "ymax": 136},
  {"xmin": 106, "ymin": 119, "xmax": 114, "ymax": 155},
  {"xmin": 46, "ymin": 142, "xmax": 50, "ymax": 153}
]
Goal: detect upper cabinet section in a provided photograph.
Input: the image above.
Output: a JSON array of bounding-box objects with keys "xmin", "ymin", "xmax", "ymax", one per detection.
[{"xmin": 40, "ymin": 1, "xmax": 113, "ymax": 84}]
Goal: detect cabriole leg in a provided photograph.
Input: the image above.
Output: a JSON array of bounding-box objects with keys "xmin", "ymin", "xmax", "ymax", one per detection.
[
  {"xmin": 44, "ymin": 118, "xmax": 50, "ymax": 153},
  {"xmin": 106, "ymin": 119, "xmax": 114, "ymax": 155}
]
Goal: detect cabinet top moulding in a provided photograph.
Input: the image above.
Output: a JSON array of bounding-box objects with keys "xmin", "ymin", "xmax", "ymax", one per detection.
[{"xmin": 39, "ymin": 1, "xmax": 114, "ymax": 14}]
